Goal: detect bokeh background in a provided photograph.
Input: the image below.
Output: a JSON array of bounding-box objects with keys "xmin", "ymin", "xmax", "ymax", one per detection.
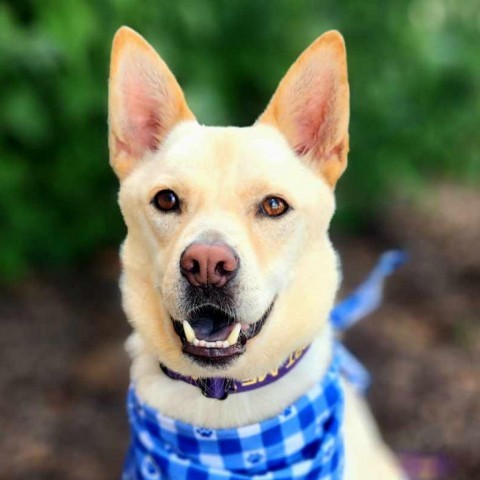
[{"xmin": 1, "ymin": 1, "xmax": 479, "ymax": 479}]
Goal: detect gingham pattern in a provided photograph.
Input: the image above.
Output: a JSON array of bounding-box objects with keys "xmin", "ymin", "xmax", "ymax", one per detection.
[{"xmin": 123, "ymin": 353, "xmax": 344, "ymax": 480}]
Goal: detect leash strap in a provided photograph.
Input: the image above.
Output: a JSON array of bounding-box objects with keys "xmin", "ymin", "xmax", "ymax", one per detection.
[
  {"xmin": 331, "ymin": 250, "xmax": 407, "ymax": 331},
  {"xmin": 330, "ymin": 250, "xmax": 407, "ymax": 392}
]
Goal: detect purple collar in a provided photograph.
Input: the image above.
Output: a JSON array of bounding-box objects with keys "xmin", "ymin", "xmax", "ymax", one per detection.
[{"xmin": 159, "ymin": 345, "xmax": 310, "ymax": 400}]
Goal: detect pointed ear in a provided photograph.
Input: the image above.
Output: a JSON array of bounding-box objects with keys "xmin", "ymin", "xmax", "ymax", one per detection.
[
  {"xmin": 258, "ymin": 31, "xmax": 349, "ymax": 187},
  {"xmin": 108, "ymin": 27, "xmax": 195, "ymax": 179}
]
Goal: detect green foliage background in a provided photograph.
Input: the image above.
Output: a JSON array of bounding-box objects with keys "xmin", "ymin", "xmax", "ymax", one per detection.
[{"xmin": 1, "ymin": 0, "xmax": 479, "ymax": 279}]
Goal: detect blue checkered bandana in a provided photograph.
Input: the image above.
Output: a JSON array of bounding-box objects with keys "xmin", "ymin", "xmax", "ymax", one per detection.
[{"xmin": 122, "ymin": 251, "xmax": 406, "ymax": 480}]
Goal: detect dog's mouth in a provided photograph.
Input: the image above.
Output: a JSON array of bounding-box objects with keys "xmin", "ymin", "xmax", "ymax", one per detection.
[{"xmin": 172, "ymin": 300, "xmax": 275, "ymax": 366}]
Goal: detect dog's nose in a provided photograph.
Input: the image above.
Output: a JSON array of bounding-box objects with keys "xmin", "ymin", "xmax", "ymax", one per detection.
[{"xmin": 180, "ymin": 243, "xmax": 239, "ymax": 288}]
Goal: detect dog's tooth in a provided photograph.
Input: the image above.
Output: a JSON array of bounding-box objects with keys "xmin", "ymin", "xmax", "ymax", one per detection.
[
  {"xmin": 198, "ymin": 340, "xmax": 206, "ymax": 347},
  {"xmin": 226, "ymin": 323, "xmax": 241, "ymax": 345},
  {"xmin": 215, "ymin": 340, "xmax": 224, "ymax": 348},
  {"xmin": 222, "ymin": 341, "xmax": 229, "ymax": 348},
  {"xmin": 183, "ymin": 321, "xmax": 196, "ymax": 343},
  {"xmin": 193, "ymin": 338, "xmax": 200, "ymax": 347},
  {"xmin": 206, "ymin": 341, "xmax": 216, "ymax": 348}
]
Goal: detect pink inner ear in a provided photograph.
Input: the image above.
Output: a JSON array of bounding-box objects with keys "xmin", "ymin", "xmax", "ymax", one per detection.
[
  {"xmin": 129, "ymin": 107, "xmax": 162, "ymax": 152},
  {"xmin": 291, "ymin": 67, "xmax": 337, "ymax": 159},
  {"xmin": 120, "ymin": 71, "xmax": 165, "ymax": 157}
]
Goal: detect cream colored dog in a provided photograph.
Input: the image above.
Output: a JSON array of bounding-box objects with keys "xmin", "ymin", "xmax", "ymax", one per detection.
[{"xmin": 109, "ymin": 27, "xmax": 404, "ymax": 479}]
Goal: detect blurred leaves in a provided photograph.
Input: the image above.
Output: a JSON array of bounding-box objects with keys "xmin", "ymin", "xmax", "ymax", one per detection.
[{"xmin": 0, "ymin": 0, "xmax": 479, "ymax": 279}]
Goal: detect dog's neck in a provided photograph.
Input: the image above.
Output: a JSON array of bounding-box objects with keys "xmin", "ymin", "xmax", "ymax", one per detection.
[
  {"xmin": 126, "ymin": 323, "xmax": 334, "ymax": 428},
  {"xmin": 158, "ymin": 344, "xmax": 310, "ymax": 400}
]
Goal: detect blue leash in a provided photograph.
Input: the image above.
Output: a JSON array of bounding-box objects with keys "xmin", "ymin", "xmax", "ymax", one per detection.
[{"xmin": 331, "ymin": 250, "xmax": 407, "ymax": 393}]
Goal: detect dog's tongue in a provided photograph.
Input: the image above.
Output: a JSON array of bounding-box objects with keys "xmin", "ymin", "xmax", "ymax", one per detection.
[{"xmin": 190, "ymin": 314, "xmax": 235, "ymax": 341}]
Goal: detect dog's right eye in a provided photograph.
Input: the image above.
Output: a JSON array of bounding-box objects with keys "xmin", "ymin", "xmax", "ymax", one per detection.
[{"xmin": 152, "ymin": 189, "xmax": 180, "ymax": 212}]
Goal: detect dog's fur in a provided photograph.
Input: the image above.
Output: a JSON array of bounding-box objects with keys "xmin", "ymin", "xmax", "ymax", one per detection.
[{"xmin": 108, "ymin": 27, "xmax": 404, "ymax": 479}]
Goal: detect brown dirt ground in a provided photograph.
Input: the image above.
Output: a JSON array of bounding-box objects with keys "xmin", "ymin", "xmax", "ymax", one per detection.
[{"xmin": 1, "ymin": 222, "xmax": 479, "ymax": 479}]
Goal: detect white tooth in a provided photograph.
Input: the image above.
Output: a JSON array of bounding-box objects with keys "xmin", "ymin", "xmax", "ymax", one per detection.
[
  {"xmin": 206, "ymin": 342, "xmax": 216, "ymax": 348},
  {"xmin": 193, "ymin": 338, "xmax": 200, "ymax": 347},
  {"xmin": 216, "ymin": 341, "xmax": 224, "ymax": 348},
  {"xmin": 222, "ymin": 341, "xmax": 229, "ymax": 348},
  {"xmin": 226, "ymin": 323, "xmax": 241, "ymax": 345},
  {"xmin": 183, "ymin": 321, "xmax": 196, "ymax": 343},
  {"xmin": 198, "ymin": 340, "xmax": 206, "ymax": 347}
]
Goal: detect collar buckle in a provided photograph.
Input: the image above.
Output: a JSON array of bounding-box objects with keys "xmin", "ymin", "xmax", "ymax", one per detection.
[{"xmin": 199, "ymin": 377, "xmax": 236, "ymax": 400}]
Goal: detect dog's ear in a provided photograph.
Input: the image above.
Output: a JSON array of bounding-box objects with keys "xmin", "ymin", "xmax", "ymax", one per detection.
[
  {"xmin": 258, "ymin": 31, "xmax": 349, "ymax": 187},
  {"xmin": 108, "ymin": 27, "xmax": 195, "ymax": 180}
]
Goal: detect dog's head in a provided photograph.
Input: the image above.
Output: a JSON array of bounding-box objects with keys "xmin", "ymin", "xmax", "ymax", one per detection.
[{"xmin": 108, "ymin": 27, "xmax": 349, "ymax": 380}]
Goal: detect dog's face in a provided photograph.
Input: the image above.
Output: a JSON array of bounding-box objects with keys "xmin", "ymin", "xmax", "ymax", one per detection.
[{"xmin": 108, "ymin": 28, "xmax": 349, "ymax": 380}]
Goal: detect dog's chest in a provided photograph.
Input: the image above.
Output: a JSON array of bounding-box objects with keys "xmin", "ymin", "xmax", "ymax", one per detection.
[{"xmin": 122, "ymin": 357, "xmax": 344, "ymax": 480}]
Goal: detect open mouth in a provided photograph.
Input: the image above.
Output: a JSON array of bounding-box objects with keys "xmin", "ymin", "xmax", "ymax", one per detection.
[{"xmin": 172, "ymin": 300, "xmax": 275, "ymax": 366}]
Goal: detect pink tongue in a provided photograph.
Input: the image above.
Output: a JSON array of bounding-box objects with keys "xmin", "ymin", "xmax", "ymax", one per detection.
[{"xmin": 195, "ymin": 322, "xmax": 235, "ymax": 342}]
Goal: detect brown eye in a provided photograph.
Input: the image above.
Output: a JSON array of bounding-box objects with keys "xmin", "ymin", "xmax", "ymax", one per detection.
[
  {"xmin": 152, "ymin": 189, "xmax": 180, "ymax": 212},
  {"xmin": 260, "ymin": 196, "xmax": 289, "ymax": 217}
]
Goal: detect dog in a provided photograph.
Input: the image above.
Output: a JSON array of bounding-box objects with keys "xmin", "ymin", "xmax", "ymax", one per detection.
[{"xmin": 108, "ymin": 26, "xmax": 405, "ymax": 479}]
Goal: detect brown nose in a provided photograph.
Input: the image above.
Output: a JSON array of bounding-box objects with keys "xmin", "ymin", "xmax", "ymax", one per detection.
[{"xmin": 180, "ymin": 243, "xmax": 239, "ymax": 288}]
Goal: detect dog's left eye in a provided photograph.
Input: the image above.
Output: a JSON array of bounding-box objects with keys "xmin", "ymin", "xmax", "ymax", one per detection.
[
  {"xmin": 260, "ymin": 196, "xmax": 289, "ymax": 217},
  {"xmin": 152, "ymin": 189, "xmax": 180, "ymax": 212}
]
